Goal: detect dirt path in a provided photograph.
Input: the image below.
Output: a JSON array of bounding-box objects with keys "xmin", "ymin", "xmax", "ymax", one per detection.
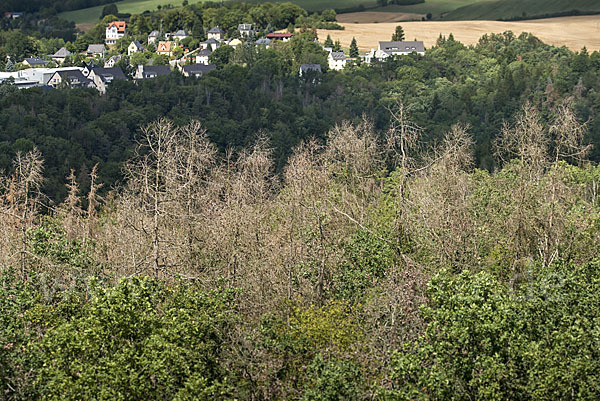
[{"xmin": 319, "ymin": 15, "xmax": 600, "ymax": 51}]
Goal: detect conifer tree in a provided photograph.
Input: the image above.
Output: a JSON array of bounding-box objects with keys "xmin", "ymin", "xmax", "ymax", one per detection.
[
  {"xmin": 5, "ymin": 59, "xmax": 14, "ymax": 72},
  {"xmin": 333, "ymin": 39, "xmax": 342, "ymax": 52},
  {"xmin": 392, "ymin": 25, "xmax": 405, "ymax": 41},
  {"xmin": 350, "ymin": 37, "xmax": 359, "ymax": 58},
  {"xmin": 324, "ymin": 34, "xmax": 334, "ymax": 48}
]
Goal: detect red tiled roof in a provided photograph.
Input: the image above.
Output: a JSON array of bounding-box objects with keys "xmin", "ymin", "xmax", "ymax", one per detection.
[
  {"xmin": 107, "ymin": 21, "xmax": 127, "ymax": 33},
  {"xmin": 266, "ymin": 33, "xmax": 293, "ymax": 38}
]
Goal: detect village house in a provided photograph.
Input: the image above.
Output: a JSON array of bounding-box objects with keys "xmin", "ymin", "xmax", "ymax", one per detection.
[
  {"xmin": 156, "ymin": 41, "xmax": 175, "ymax": 56},
  {"xmin": 128, "ymin": 40, "xmax": 145, "ymax": 56},
  {"xmin": 299, "ymin": 64, "xmax": 322, "ymax": 77},
  {"xmin": 328, "ymin": 51, "xmax": 347, "ymax": 71},
  {"xmin": 105, "ymin": 55, "xmax": 121, "ymax": 68},
  {"xmin": 47, "ymin": 69, "xmax": 90, "ymax": 88},
  {"xmin": 148, "ymin": 30, "xmax": 160, "ymax": 44},
  {"xmin": 4, "ymin": 12, "xmax": 23, "ymax": 19},
  {"xmin": 105, "ymin": 21, "xmax": 127, "ymax": 45},
  {"xmin": 255, "ymin": 38, "xmax": 271, "ymax": 48},
  {"xmin": 82, "ymin": 61, "xmax": 97, "ymax": 77},
  {"xmin": 195, "ymin": 48, "xmax": 212, "ymax": 65},
  {"xmin": 23, "ymin": 57, "xmax": 49, "ymax": 68},
  {"xmin": 203, "ymin": 38, "xmax": 221, "ymax": 51},
  {"xmin": 181, "ymin": 64, "xmax": 216, "ymax": 78},
  {"xmin": 88, "ymin": 66, "xmax": 127, "ymax": 94},
  {"xmin": 227, "ymin": 38, "xmax": 242, "ymax": 49},
  {"xmin": 207, "ymin": 26, "xmax": 225, "ymax": 41},
  {"xmin": 266, "ymin": 32, "xmax": 293, "ymax": 42},
  {"xmin": 50, "ymin": 47, "xmax": 71, "ymax": 64},
  {"xmin": 134, "ymin": 65, "xmax": 171, "ymax": 80},
  {"xmin": 238, "ymin": 24, "xmax": 254, "ymax": 37},
  {"xmin": 171, "ymin": 30, "xmax": 189, "ymax": 41},
  {"xmin": 364, "ymin": 40, "xmax": 425, "ymax": 62},
  {"xmin": 86, "ymin": 44, "xmax": 105, "ymax": 58}
]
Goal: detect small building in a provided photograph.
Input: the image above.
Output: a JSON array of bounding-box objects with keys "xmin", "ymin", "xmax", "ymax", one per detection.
[
  {"xmin": 156, "ymin": 41, "xmax": 175, "ymax": 56},
  {"xmin": 4, "ymin": 12, "xmax": 23, "ymax": 19},
  {"xmin": 328, "ymin": 51, "xmax": 347, "ymax": 71},
  {"xmin": 105, "ymin": 21, "xmax": 127, "ymax": 45},
  {"xmin": 23, "ymin": 57, "xmax": 49, "ymax": 67},
  {"xmin": 207, "ymin": 26, "xmax": 224, "ymax": 41},
  {"xmin": 148, "ymin": 30, "xmax": 160, "ymax": 45},
  {"xmin": 171, "ymin": 30, "xmax": 189, "ymax": 41},
  {"xmin": 50, "ymin": 47, "xmax": 71, "ymax": 64},
  {"xmin": 255, "ymin": 38, "xmax": 271, "ymax": 48},
  {"xmin": 105, "ymin": 55, "xmax": 121, "ymax": 68},
  {"xmin": 195, "ymin": 48, "xmax": 212, "ymax": 65},
  {"xmin": 238, "ymin": 24, "xmax": 254, "ymax": 37},
  {"xmin": 47, "ymin": 69, "xmax": 89, "ymax": 88},
  {"xmin": 88, "ymin": 66, "xmax": 127, "ymax": 94},
  {"xmin": 86, "ymin": 44, "xmax": 105, "ymax": 58},
  {"xmin": 299, "ymin": 64, "xmax": 322, "ymax": 77},
  {"xmin": 227, "ymin": 38, "xmax": 242, "ymax": 49},
  {"xmin": 266, "ymin": 32, "xmax": 293, "ymax": 42},
  {"xmin": 204, "ymin": 38, "xmax": 221, "ymax": 51},
  {"xmin": 82, "ymin": 61, "xmax": 97, "ymax": 77},
  {"xmin": 181, "ymin": 64, "xmax": 216, "ymax": 78},
  {"xmin": 128, "ymin": 40, "xmax": 145, "ymax": 56},
  {"xmin": 134, "ymin": 65, "xmax": 171, "ymax": 80}
]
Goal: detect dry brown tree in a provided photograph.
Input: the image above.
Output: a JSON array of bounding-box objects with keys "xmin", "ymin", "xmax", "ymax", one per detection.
[{"xmin": 0, "ymin": 149, "xmax": 44, "ymax": 277}]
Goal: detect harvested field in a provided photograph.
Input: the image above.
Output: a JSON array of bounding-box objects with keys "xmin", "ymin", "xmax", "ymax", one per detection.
[
  {"xmin": 317, "ymin": 15, "xmax": 600, "ymax": 52},
  {"xmin": 337, "ymin": 12, "xmax": 424, "ymax": 24}
]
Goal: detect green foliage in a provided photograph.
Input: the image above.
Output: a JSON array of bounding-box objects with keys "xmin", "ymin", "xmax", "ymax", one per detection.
[
  {"xmin": 301, "ymin": 354, "xmax": 364, "ymax": 401},
  {"xmin": 349, "ymin": 37, "xmax": 359, "ymax": 58},
  {"xmin": 34, "ymin": 277, "xmax": 236, "ymax": 400},
  {"xmin": 388, "ymin": 263, "xmax": 600, "ymax": 400},
  {"xmin": 392, "ymin": 25, "xmax": 405, "ymax": 41},
  {"xmin": 334, "ymin": 230, "xmax": 394, "ymax": 301},
  {"xmin": 100, "ymin": 3, "xmax": 118, "ymax": 19},
  {"xmin": 209, "ymin": 45, "xmax": 235, "ymax": 68}
]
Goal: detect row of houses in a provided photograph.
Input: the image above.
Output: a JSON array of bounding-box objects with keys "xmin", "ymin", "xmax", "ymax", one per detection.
[{"xmin": 0, "ymin": 61, "xmax": 217, "ymax": 92}]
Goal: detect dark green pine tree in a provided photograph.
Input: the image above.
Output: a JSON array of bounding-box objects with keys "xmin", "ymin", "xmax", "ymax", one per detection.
[
  {"xmin": 333, "ymin": 39, "xmax": 342, "ymax": 52},
  {"xmin": 350, "ymin": 37, "xmax": 359, "ymax": 58},
  {"xmin": 392, "ymin": 25, "xmax": 405, "ymax": 41},
  {"xmin": 324, "ymin": 34, "xmax": 334, "ymax": 48}
]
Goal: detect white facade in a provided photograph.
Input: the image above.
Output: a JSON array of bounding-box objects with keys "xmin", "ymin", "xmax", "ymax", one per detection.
[
  {"xmin": 328, "ymin": 51, "xmax": 347, "ymax": 71},
  {"xmin": 105, "ymin": 22, "xmax": 126, "ymax": 45}
]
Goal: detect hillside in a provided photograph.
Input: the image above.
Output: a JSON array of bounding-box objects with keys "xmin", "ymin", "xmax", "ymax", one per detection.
[{"xmin": 444, "ymin": 0, "xmax": 600, "ymax": 20}]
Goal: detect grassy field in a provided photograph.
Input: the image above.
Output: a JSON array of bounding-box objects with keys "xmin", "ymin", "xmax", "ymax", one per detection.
[
  {"xmin": 444, "ymin": 0, "xmax": 600, "ymax": 20},
  {"xmin": 317, "ymin": 15, "xmax": 600, "ymax": 52},
  {"xmin": 59, "ymin": 0, "xmax": 481, "ymax": 25},
  {"xmin": 59, "ymin": 0, "xmax": 207, "ymax": 25},
  {"xmin": 374, "ymin": 0, "xmax": 482, "ymax": 16}
]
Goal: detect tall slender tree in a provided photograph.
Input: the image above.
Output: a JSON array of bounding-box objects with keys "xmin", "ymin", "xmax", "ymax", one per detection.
[
  {"xmin": 350, "ymin": 37, "xmax": 359, "ymax": 58},
  {"xmin": 392, "ymin": 25, "xmax": 405, "ymax": 41}
]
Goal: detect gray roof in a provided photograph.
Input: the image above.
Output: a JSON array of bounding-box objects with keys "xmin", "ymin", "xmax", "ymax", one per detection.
[
  {"xmin": 208, "ymin": 26, "xmax": 224, "ymax": 33},
  {"xmin": 182, "ymin": 64, "xmax": 216, "ymax": 75},
  {"xmin": 149, "ymin": 30, "xmax": 160, "ymax": 37},
  {"xmin": 52, "ymin": 47, "xmax": 71, "ymax": 58},
  {"xmin": 91, "ymin": 66, "xmax": 127, "ymax": 81},
  {"xmin": 379, "ymin": 41, "xmax": 425, "ymax": 54},
  {"xmin": 255, "ymin": 38, "xmax": 270, "ymax": 45},
  {"xmin": 130, "ymin": 40, "xmax": 144, "ymax": 50},
  {"xmin": 55, "ymin": 69, "xmax": 87, "ymax": 85},
  {"xmin": 173, "ymin": 30, "xmax": 188, "ymax": 36},
  {"xmin": 141, "ymin": 65, "xmax": 171, "ymax": 78},
  {"xmin": 197, "ymin": 48, "xmax": 212, "ymax": 56},
  {"xmin": 330, "ymin": 51, "xmax": 346, "ymax": 60},
  {"xmin": 24, "ymin": 57, "xmax": 48, "ymax": 66},
  {"xmin": 300, "ymin": 64, "xmax": 322, "ymax": 73},
  {"xmin": 238, "ymin": 24, "xmax": 252, "ymax": 30},
  {"xmin": 206, "ymin": 38, "xmax": 219, "ymax": 44},
  {"xmin": 86, "ymin": 44, "xmax": 105, "ymax": 54}
]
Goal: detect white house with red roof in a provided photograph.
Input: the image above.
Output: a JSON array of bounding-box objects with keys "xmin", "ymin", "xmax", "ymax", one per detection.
[{"xmin": 105, "ymin": 21, "xmax": 127, "ymax": 45}]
